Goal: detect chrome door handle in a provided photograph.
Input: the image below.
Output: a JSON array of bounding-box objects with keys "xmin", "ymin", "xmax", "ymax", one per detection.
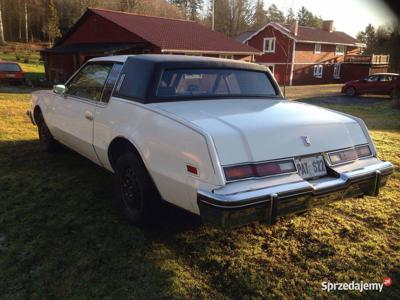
[{"xmin": 84, "ymin": 111, "xmax": 93, "ymax": 121}]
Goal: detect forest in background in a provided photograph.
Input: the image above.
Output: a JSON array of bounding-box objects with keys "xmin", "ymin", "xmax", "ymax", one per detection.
[{"xmin": 0, "ymin": 0, "xmax": 399, "ymax": 71}]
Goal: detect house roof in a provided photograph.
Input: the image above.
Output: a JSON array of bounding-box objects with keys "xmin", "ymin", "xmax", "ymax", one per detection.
[
  {"xmin": 54, "ymin": 8, "xmax": 260, "ymax": 55},
  {"xmin": 42, "ymin": 42, "xmax": 141, "ymax": 53},
  {"xmin": 235, "ymin": 31, "xmax": 255, "ymax": 43},
  {"xmin": 243, "ymin": 22, "xmax": 365, "ymax": 47}
]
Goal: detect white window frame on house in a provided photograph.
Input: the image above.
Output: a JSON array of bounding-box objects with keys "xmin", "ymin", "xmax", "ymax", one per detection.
[
  {"xmin": 263, "ymin": 37, "xmax": 276, "ymax": 53},
  {"xmin": 333, "ymin": 63, "xmax": 341, "ymax": 79},
  {"xmin": 314, "ymin": 43, "xmax": 321, "ymax": 54},
  {"xmin": 313, "ymin": 64, "xmax": 323, "ymax": 78},
  {"xmin": 335, "ymin": 45, "xmax": 345, "ymax": 56}
]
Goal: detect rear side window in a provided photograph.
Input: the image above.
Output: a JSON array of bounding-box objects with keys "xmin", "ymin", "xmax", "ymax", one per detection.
[
  {"xmin": 66, "ymin": 63, "xmax": 113, "ymax": 101},
  {"xmin": 366, "ymin": 75, "xmax": 379, "ymax": 82},
  {"xmin": 156, "ymin": 68, "xmax": 277, "ymax": 100},
  {"xmin": 0, "ymin": 63, "xmax": 21, "ymax": 72},
  {"xmin": 101, "ymin": 63, "xmax": 123, "ymax": 103}
]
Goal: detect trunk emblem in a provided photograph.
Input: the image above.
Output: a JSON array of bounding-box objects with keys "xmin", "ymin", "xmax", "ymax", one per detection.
[{"xmin": 301, "ymin": 136, "xmax": 311, "ymax": 146}]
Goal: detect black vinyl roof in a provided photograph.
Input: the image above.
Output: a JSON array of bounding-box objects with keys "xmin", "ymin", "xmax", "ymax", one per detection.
[
  {"xmin": 113, "ymin": 55, "xmax": 276, "ymax": 102},
  {"xmin": 125, "ymin": 54, "xmax": 268, "ymax": 72}
]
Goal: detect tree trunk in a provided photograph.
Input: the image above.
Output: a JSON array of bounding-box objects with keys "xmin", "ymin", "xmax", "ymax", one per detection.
[
  {"xmin": 24, "ymin": 0, "xmax": 28, "ymax": 43},
  {"xmin": 0, "ymin": 0, "xmax": 6, "ymax": 45}
]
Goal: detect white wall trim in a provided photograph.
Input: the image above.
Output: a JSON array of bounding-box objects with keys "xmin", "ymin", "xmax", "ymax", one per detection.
[{"xmin": 289, "ymin": 40, "xmax": 296, "ymax": 86}]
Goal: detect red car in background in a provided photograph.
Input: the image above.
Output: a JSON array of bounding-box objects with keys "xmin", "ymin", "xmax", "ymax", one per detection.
[
  {"xmin": 0, "ymin": 61, "xmax": 25, "ymax": 84},
  {"xmin": 342, "ymin": 73, "xmax": 400, "ymax": 98}
]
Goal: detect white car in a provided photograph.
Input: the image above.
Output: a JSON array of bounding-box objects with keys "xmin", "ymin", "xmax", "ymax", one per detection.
[{"xmin": 27, "ymin": 55, "xmax": 393, "ymax": 227}]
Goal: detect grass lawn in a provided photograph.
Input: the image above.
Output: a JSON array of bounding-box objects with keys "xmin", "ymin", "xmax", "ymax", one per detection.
[{"xmin": 0, "ymin": 89, "xmax": 399, "ymax": 298}]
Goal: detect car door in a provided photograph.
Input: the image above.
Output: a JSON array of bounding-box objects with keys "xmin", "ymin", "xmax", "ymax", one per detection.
[
  {"xmin": 377, "ymin": 75, "xmax": 393, "ymax": 93},
  {"xmin": 52, "ymin": 62, "xmax": 113, "ymax": 163},
  {"xmin": 92, "ymin": 63, "xmax": 124, "ymax": 168},
  {"xmin": 357, "ymin": 75, "xmax": 379, "ymax": 94}
]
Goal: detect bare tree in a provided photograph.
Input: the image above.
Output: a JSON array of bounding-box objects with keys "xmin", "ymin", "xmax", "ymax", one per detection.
[
  {"xmin": 24, "ymin": 0, "xmax": 28, "ymax": 43},
  {"xmin": 0, "ymin": 0, "xmax": 5, "ymax": 45}
]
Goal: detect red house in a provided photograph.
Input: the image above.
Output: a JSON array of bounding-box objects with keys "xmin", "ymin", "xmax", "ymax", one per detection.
[
  {"xmin": 41, "ymin": 8, "xmax": 260, "ymax": 83},
  {"xmin": 237, "ymin": 20, "xmax": 390, "ymax": 85}
]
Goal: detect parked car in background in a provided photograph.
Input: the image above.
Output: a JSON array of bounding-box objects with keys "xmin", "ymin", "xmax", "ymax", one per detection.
[
  {"xmin": 27, "ymin": 55, "xmax": 393, "ymax": 227},
  {"xmin": 342, "ymin": 73, "xmax": 400, "ymax": 98},
  {"xmin": 0, "ymin": 61, "xmax": 25, "ymax": 84}
]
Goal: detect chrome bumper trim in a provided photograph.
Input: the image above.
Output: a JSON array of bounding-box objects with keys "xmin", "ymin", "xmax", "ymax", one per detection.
[{"xmin": 198, "ymin": 161, "xmax": 393, "ymax": 208}]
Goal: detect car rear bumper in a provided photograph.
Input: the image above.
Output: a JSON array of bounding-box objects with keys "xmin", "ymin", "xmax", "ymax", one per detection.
[{"xmin": 197, "ymin": 160, "xmax": 393, "ymax": 227}]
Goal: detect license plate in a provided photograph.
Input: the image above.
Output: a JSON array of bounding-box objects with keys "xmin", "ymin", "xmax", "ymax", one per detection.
[
  {"xmin": 295, "ymin": 155, "xmax": 327, "ymax": 179},
  {"xmin": 5, "ymin": 74, "xmax": 16, "ymax": 78}
]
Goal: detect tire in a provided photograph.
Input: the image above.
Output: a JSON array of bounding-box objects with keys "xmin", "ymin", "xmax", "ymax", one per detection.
[
  {"xmin": 36, "ymin": 115, "xmax": 60, "ymax": 153},
  {"xmin": 114, "ymin": 152, "xmax": 160, "ymax": 225},
  {"xmin": 345, "ymin": 86, "xmax": 356, "ymax": 97}
]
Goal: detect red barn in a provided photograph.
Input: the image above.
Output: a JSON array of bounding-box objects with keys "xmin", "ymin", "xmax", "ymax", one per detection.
[
  {"xmin": 237, "ymin": 20, "xmax": 390, "ymax": 85},
  {"xmin": 41, "ymin": 8, "xmax": 260, "ymax": 83}
]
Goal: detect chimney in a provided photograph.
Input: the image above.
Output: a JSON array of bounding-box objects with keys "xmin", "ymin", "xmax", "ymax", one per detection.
[
  {"xmin": 291, "ymin": 20, "xmax": 298, "ymax": 36},
  {"xmin": 323, "ymin": 20, "xmax": 334, "ymax": 32}
]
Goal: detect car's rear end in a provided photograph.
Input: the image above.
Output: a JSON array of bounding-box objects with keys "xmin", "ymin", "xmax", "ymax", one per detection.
[
  {"xmin": 0, "ymin": 62, "xmax": 25, "ymax": 84},
  {"xmin": 146, "ymin": 60, "xmax": 393, "ymax": 227}
]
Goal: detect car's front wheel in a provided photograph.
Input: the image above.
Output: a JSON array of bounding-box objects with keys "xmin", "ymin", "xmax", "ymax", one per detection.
[
  {"xmin": 345, "ymin": 86, "xmax": 356, "ymax": 96},
  {"xmin": 114, "ymin": 152, "xmax": 159, "ymax": 225},
  {"xmin": 36, "ymin": 116, "xmax": 60, "ymax": 153}
]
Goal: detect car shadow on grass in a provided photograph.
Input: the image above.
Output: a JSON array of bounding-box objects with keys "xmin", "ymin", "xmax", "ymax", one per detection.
[{"xmin": 0, "ymin": 138, "xmax": 207, "ymax": 298}]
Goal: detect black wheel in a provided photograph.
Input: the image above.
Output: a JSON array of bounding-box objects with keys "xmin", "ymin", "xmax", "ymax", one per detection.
[
  {"xmin": 114, "ymin": 152, "xmax": 160, "ymax": 225},
  {"xmin": 345, "ymin": 86, "xmax": 356, "ymax": 96},
  {"xmin": 36, "ymin": 115, "xmax": 60, "ymax": 153}
]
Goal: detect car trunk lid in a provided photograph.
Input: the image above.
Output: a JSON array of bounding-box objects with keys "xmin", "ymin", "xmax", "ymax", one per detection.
[{"xmin": 149, "ymin": 99, "xmax": 368, "ymax": 165}]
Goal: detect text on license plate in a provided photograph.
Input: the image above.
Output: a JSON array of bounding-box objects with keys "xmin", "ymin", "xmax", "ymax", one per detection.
[
  {"xmin": 295, "ymin": 155, "xmax": 327, "ymax": 179},
  {"xmin": 5, "ymin": 74, "xmax": 16, "ymax": 78}
]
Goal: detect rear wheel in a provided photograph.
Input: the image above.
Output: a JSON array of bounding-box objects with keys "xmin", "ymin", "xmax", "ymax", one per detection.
[
  {"xmin": 36, "ymin": 115, "xmax": 60, "ymax": 153},
  {"xmin": 114, "ymin": 152, "xmax": 159, "ymax": 225},
  {"xmin": 345, "ymin": 86, "xmax": 356, "ymax": 96}
]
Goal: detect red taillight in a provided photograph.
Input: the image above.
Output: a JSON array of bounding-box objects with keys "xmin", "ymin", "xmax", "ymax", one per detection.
[
  {"xmin": 186, "ymin": 165, "xmax": 198, "ymax": 175},
  {"xmin": 224, "ymin": 165, "xmax": 254, "ymax": 181},
  {"xmin": 224, "ymin": 160, "xmax": 296, "ymax": 181}
]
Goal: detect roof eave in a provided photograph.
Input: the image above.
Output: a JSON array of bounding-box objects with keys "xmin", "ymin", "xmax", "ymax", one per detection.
[
  {"xmin": 161, "ymin": 49, "xmax": 262, "ymax": 56},
  {"xmin": 243, "ymin": 22, "xmax": 365, "ymax": 48}
]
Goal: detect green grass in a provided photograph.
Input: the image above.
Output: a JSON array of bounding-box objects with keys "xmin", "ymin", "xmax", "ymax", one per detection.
[
  {"xmin": 0, "ymin": 51, "xmax": 45, "ymax": 82},
  {"xmin": 0, "ymin": 92, "xmax": 399, "ymax": 299}
]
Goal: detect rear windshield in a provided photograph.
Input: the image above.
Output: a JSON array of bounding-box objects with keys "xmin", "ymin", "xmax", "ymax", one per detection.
[
  {"xmin": 0, "ymin": 63, "xmax": 21, "ymax": 72},
  {"xmin": 156, "ymin": 68, "xmax": 278, "ymax": 100}
]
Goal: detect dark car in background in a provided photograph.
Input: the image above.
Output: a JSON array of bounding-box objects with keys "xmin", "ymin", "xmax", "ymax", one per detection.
[
  {"xmin": 0, "ymin": 61, "xmax": 25, "ymax": 85},
  {"xmin": 342, "ymin": 73, "xmax": 400, "ymax": 98}
]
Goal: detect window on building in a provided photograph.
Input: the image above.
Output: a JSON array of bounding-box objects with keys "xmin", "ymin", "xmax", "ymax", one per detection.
[
  {"xmin": 263, "ymin": 38, "xmax": 276, "ymax": 53},
  {"xmin": 335, "ymin": 45, "xmax": 345, "ymax": 55},
  {"xmin": 313, "ymin": 64, "xmax": 323, "ymax": 78},
  {"xmin": 333, "ymin": 63, "xmax": 341, "ymax": 79},
  {"xmin": 314, "ymin": 43, "xmax": 321, "ymax": 54}
]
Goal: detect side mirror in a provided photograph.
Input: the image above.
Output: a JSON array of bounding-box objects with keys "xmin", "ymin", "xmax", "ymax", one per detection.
[{"xmin": 53, "ymin": 84, "xmax": 66, "ymax": 95}]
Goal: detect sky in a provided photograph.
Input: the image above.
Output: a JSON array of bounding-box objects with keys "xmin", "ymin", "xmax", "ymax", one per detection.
[
  {"xmin": 274, "ymin": 0, "xmax": 398, "ymax": 37},
  {"xmin": 204, "ymin": 0, "xmax": 398, "ymax": 37}
]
